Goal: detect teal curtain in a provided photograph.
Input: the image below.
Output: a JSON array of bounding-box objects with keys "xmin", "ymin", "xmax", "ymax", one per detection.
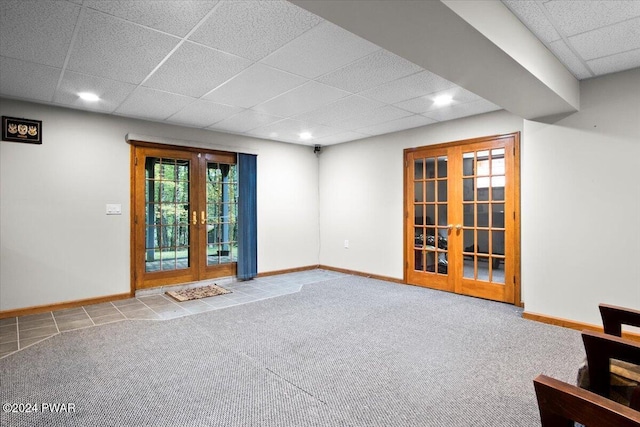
[{"xmin": 237, "ymin": 154, "xmax": 257, "ymax": 280}]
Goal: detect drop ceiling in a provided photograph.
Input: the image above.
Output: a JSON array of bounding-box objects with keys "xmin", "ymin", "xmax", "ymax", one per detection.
[
  {"xmin": 1, "ymin": 1, "xmax": 638, "ymax": 146},
  {"xmin": 503, "ymin": 0, "xmax": 640, "ymax": 79}
]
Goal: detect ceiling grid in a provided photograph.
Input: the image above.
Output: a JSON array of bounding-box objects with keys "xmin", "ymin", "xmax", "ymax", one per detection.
[{"xmin": 1, "ymin": 0, "xmax": 638, "ymax": 146}]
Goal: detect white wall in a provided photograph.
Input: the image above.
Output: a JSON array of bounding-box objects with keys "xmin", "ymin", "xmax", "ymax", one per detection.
[
  {"xmin": 3, "ymin": 68, "xmax": 638, "ymax": 326},
  {"xmin": 522, "ymin": 68, "xmax": 640, "ymax": 325},
  {"xmin": 0, "ymin": 99, "xmax": 320, "ymax": 311},
  {"xmin": 318, "ymin": 109, "xmax": 523, "ymax": 278},
  {"xmin": 319, "ymin": 68, "xmax": 640, "ymax": 327}
]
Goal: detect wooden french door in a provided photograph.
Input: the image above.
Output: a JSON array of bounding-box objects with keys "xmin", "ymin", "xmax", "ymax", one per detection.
[
  {"xmin": 131, "ymin": 143, "xmax": 238, "ymax": 290},
  {"xmin": 404, "ymin": 133, "xmax": 520, "ymax": 304}
]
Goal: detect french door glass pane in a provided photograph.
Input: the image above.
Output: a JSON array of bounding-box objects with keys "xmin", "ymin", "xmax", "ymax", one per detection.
[
  {"xmin": 477, "ymin": 230, "xmax": 489, "ymax": 254},
  {"xmin": 414, "ymin": 205, "xmax": 424, "ymax": 225},
  {"xmin": 463, "ymin": 152, "xmax": 474, "ymax": 176},
  {"xmin": 437, "ymin": 180, "xmax": 447, "ymax": 202},
  {"xmin": 145, "ymin": 157, "xmax": 190, "ymax": 272},
  {"xmin": 414, "ymin": 182, "xmax": 423, "ymax": 202},
  {"xmin": 437, "ymin": 156, "xmax": 447, "ymax": 178},
  {"xmin": 414, "ymin": 159, "xmax": 424, "ymax": 180},
  {"xmin": 425, "ymin": 204, "xmax": 435, "ymax": 225},
  {"xmin": 477, "ymin": 204, "xmax": 489, "ymax": 227},
  {"xmin": 463, "ymin": 178, "xmax": 474, "ymax": 201},
  {"xmin": 413, "ymin": 155, "xmax": 448, "ymax": 275},
  {"xmin": 463, "ymin": 229, "xmax": 474, "ymax": 252},
  {"xmin": 463, "ymin": 258, "xmax": 475, "ymax": 279},
  {"xmin": 206, "ymin": 162, "xmax": 238, "ymax": 266},
  {"xmin": 492, "ymin": 179, "xmax": 505, "ymax": 200},
  {"xmin": 425, "ymin": 181, "xmax": 435, "ymax": 202},
  {"xmin": 492, "ymin": 204, "xmax": 505, "ymax": 228},
  {"xmin": 492, "ymin": 230, "xmax": 504, "ymax": 255},
  {"xmin": 425, "ymin": 158, "xmax": 436, "ymax": 178},
  {"xmin": 437, "ymin": 204, "xmax": 447, "ymax": 225},
  {"xmin": 415, "ymin": 227, "xmax": 424, "ymax": 247},
  {"xmin": 463, "ymin": 204, "xmax": 474, "ymax": 227},
  {"xmin": 460, "ymin": 148, "xmax": 506, "ymax": 284}
]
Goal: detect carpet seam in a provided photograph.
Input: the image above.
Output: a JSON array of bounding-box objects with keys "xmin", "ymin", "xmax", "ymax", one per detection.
[
  {"xmin": 264, "ymin": 367, "xmax": 328, "ymax": 405},
  {"xmin": 181, "ymin": 312, "xmax": 332, "ymax": 407}
]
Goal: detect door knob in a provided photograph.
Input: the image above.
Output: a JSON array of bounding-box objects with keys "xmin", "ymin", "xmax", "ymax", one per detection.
[
  {"xmin": 448, "ymin": 224, "xmax": 454, "ymax": 230},
  {"xmin": 455, "ymin": 224, "xmax": 462, "ymax": 230}
]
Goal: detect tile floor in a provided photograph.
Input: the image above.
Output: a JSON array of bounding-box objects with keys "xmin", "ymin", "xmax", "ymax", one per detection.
[{"xmin": 0, "ymin": 269, "xmax": 345, "ymax": 359}]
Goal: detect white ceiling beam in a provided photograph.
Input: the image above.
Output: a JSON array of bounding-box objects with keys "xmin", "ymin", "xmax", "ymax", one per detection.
[{"xmin": 290, "ymin": 0, "xmax": 579, "ymax": 120}]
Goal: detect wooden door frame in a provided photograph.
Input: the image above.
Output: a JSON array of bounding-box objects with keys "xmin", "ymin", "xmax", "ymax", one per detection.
[
  {"xmin": 197, "ymin": 151, "xmax": 238, "ymax": 280},
  {"xmin": 404, "ymin": 145, "xmax": 454, "ymax": 293},
  {"xmin": 129, "ymin": 141, "xmax": 238, "ymax": 293},
  {"xmin": 131, "ymin": 145, "xmax": 200, "ymax": 290},
  {"xmin": 403, "ymin": 132, "xmax": 521, "ymax": 306}
]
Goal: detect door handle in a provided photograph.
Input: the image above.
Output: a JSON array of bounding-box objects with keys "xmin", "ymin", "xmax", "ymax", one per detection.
[
  {"xmin": 192, "ymin": 211, "xmax": 197, "ymax": 225},
  {"xmin": 455, "ymin": 224, "xmax": 462, "ymax": 230},
  {"xmin": 201, "ymin": 211, "xmax": 206, "ymax": 225},
  {"xmin": 448, "ymin": 224, "xmax": 454, "ymax": 230}
]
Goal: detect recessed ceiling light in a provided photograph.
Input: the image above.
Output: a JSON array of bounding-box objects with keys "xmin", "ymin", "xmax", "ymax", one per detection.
[
  {"xmin": 78, "ymin": 92, "xmax": 100, "ymax": 102},
  {"xmin": 299, "ymin": 132, "xmax": 313, "ymax": 140},
  {"xmin": 433, "ymin": 94, "xmax": 453, "ymax": 106}
]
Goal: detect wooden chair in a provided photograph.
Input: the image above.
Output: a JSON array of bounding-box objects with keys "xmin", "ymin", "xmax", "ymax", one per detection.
[
  {"xmin": 576, "ymin": 304, "xmax": 640, "ymax": 408},
  {"xmin": 588, "ymin": 304, "xmax": 640, "ymax": 409},
  {"xmin": 582, "ymin": 330, "xmax": 640, "ymax": 409},
  {"xmin": 534, "ymin": 374, "xmax": 640, "ymax": 427},
  {"xmin": 599, "ymin": 303, "xmax": 640, "ymax": 338},
  {"xmin": 534, "ymin": 304, "xmax": 640, "ymax": 425}
]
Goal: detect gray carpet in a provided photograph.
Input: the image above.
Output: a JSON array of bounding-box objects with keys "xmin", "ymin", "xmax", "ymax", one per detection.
[{"xmin": 0, "ymin": 276, "xmax": 584, "ymax": 426}]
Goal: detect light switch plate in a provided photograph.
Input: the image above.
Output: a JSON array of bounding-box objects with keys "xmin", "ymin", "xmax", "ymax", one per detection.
[{"xmin": 106, "ymin": 204, "xmax": 122, "ymax": 215}]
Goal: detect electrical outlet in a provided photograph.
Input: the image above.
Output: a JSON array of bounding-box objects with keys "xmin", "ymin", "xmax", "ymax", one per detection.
[{"xmin": 344, "ymin": 240, "xmax": 349, "ymax": 248}]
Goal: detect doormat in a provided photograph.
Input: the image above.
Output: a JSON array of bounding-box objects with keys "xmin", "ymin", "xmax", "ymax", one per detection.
[{"xmin": 166, "ymin": 284, "xmax": 231, "ymax": 302}]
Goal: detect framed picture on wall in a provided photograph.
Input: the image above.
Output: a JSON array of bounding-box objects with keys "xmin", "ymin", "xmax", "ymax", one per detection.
[{"xmin": 2, "ymin": 116, "xmax": 42, "ymax": 144}]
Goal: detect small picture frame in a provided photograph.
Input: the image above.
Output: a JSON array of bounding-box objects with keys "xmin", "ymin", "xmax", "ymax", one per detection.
[{"xmin": 2, "ymin": 116, "xmax": 42, "ymax": 144}]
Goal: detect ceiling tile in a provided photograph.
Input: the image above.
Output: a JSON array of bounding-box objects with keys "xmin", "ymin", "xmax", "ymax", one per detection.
[
  {"xmin": 204, "ymin": 63, "xmax": 306, "ymax": 108},
  {"xmin": 166, "ymin": 100, "xmax": 242, "ymax": 128},
  {"xmin": 248, "ymin": 119, "xmax": 340, "ymax": 143},
  {"xmin": 252, "ymin": 81, "xmax": 350, "ymax": 118},
  {"xmin": 502, "ymin": 0, "xmax": 561, "ymax": 43},
  {"xmin": 312, "ymin": 131, "xmax": 369, "ymax": 146},
  {"xmin": 293, "ymin": 95, "xmax": 384, "ymax": 125},
  {"xmin": 1, "ymin": 0, "xmax": 589, "ymax": 147},
  {"xmin": 189, "ymin": 0, "xmax": 322, "ymax": 61},
  {"xmin": 360, "ymin": 71, "xmax": 457, "ymax": 104},
  {"xmin": 53, "ymin": 71, "xmax": 137, "ymax": 113},
  {"xmin": 356, "ymin": 115, "xmax": 437, "ymax": 136},
  {"xmin": 0, "ymin": 0, "xmax": 80, "ymax": 68},
  {"xmin": 260, "ymin": 21, "xmax": 380, "ymax": 79},
  {"xmin": 143, "ymin": 42, "xmax": 251, "ymax": 98},
  {"xmin": 84, "ymin": 0, "xmax": 218, "ymax": 37},
  {"xmin": 423, "ymin": 99, "xmax": 501, "ymax": 122},
  {"xmin": 115, "ymin": 87, "xmax": 193, "ymax": 120},
  {"xmin": 568, "ymin": 16, "xmax": 640, "ymax": 60},
  {"xmin": 329, "ymin": 105, "xmax": 412, "ymax": 130},
  {"xmin": 395, "ymin": 88, "xmax": 482, "ymax": 114},
  {"xmin": 0, "ymin": 57, "xmax": 60, "ymax": 102},
  {"xmin": 317, "ymin": 50, "xmax": 423, "ymax": 93},
  {"xmin": 209, "ymin": 110, "xmax": 284, "ymax": 134},
  {"xmin": 543, "ymin": 0, "xmax": 640, "ymax": 36},
  {"xmin": 547, "ymin": 40, "xmax": 593, "ymax": 80},
  {"xmin": 68, "ymin": 9, "xmax": 179, "ymax": 84},
  {"xmin": 587, "ymin": 47, "xmax": 640, "ymax": 76}
]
